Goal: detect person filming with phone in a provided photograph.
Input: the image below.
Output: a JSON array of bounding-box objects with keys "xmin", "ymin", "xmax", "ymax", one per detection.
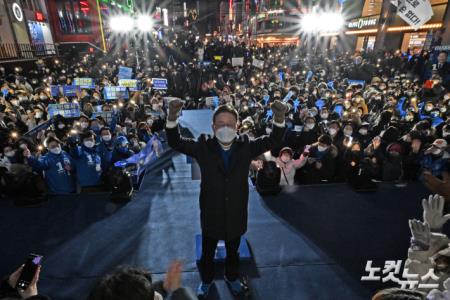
[
  {"xmin": 1, "ymin": 257, "xmax": 48, "ymax": 300},
  {"xmin": 165, "ymin": 98, "xmax": 287, "ymax": 298}
]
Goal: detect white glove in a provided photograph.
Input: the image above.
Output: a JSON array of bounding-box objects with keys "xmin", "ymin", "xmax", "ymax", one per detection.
[
  {"xmin": 423, "ymin": 194, "xmax": 450, "ymax": 232},
  {"xmin": 409, "ymin": 219, "xmax": 431, "ymax": 249}
]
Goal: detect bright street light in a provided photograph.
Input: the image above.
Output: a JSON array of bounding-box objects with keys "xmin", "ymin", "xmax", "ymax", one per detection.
[{"xmin": 137, "ymin": 15, "xmax": 154, "ymax": 32}]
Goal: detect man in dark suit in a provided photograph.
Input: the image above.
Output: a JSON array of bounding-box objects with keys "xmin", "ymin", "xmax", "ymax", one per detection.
[
  {"xmin": 435, "ymin": 51, "xmax": 450, "ymax": 90},
  {"xmin": 165, "ymin": 99, "xmax": 287, "ymax": 299}
]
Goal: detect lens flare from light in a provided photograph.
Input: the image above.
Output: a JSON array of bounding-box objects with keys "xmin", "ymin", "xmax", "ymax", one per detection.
[
  {"xmin": 137, "ymin": 15, "xmax": 153, "ymax": 32},
  {"xmin": 109, "ymin": 16, "xmax": 134, "ymax": 32}
]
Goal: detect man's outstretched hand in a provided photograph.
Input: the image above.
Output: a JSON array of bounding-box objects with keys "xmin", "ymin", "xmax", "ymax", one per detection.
[
  {"xmin": 168, "ymin": 99, "xmax": 184, "ymax": 122},
  {"xmin": 270, "ymin": 100, "xmax": 289, "ymax": 124},
  {"xmin": 423, "ymin": 171, "xmax": 450, "ymax": 203}
]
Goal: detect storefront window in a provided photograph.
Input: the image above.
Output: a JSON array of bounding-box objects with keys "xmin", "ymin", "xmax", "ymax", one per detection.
[
  {"xmin": 401, "ymin": 32, "xmax": 428, "ymax": 52},
  {"xmin": 57, "ymin": 0, "xmax": 91, "ymax": 34}
]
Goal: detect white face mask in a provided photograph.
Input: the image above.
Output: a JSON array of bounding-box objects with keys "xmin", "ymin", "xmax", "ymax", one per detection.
[
  {"xmin": 329, "ymin": 128, "xmax": 337, "ymax": 136},
  {"xmin": 102, "ymin": 135, "xmax": 112, "ymax": 142},
  {"xmin": 265, "ymin": 127, "xmax": 272, "ymax": 134},
  {"xmin": 147, "ymin": 119, "xmax": 154, "ymax": 126},
  {"xmin": 321, "ymin": 113, "xmax": 328, "ymax": 119},
  {"xmin": 80, "ymin": 122, "xmax": 89, "ymax": 129},
  {"xmin": 35, "ymin": 112, "xmax": 43, "ymax": 118},
  {"xmin": 83, "ymin": 141, "xmax": 95, "ymax": 148},
  {"xmin": 306, "ymin": 123, "xmax": 315, "ymax": 130},
  {"xmin": 359, "ymin": 129, "xmax": 368, "ymax": 135},
  {"xmin": 344, "ymin": 130, "xmax": 353, "ymax": 137},
  {"xmin": 50, "ymin": 146, "xmax": 62, "ymax": 155},
  {"xmin": 318, "ymin": 145, "xmax": 328, "ymax": 152},
  {"xmin": 58, "ymin": 124, "xmax": 65, "ymax": 129},
  {"xmin": 152, "ymin": 104, "xmax": 159, "ymax": 110},
  {"xmin": 433, "ymin": 149, "xmax": 443, "ymax": 155},
  {"xmin": 154, "ymin": 292, "xmax": 163, "ymax": 300},
  {"xmin": 215, "ymin": 126, "xmax": 236, "ymax": 144},
  {"xmin": 5, "ymin": 151, "xmax": 15, "ymax": 158}
]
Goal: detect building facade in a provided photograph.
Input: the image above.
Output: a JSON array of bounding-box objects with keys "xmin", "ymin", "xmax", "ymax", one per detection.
[
  {"xmin": 342, "ymin": 0, "xmax": 449, "ymax": 52},
  {"xmin": 0, "ymin": 0, "xmax": 56, "ymax": 61}
]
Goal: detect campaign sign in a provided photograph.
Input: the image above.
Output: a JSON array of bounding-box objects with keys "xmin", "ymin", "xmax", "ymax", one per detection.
[
  {"xmin": 73, "ymin": 78, "xmax": 95, "ymax": 89},
  {"xmin": 48, "ymin": 103, "xmax": 81, "ymax": 118},
  {"xmin": 152, "ymin": 78, "xmax": 168, "ymax": 90},
  {"xmin": 92, "ymin": 111, "xmax": 114, "ymax": 124},
  {"xmin": 118, "ymin": 66, "xmax": 133, "ymax": 79},
  {"xmin": 50, "ymin": 85, "xmax": 61, "ymax": 97},
  {"xmin": 63, "ymin": 85, "xmax": 81, "ymax": 97},
  {"xmin": 232, "ymin": 57, "xmax": 244, "ymax": 67},
  {"xmin": 348, "ymin": 80, "xmax": 365, "ymax": 88},
  {"xmin": 118, "ymin": 79, "xmax": 140, "ymax": 92},
  {"xmin": 103, "ymin": 86, "xmax": 129, "ymax": 100}
]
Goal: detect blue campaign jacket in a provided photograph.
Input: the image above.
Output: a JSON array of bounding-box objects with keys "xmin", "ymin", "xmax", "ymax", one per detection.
[
  {"xmin": 28, "ymin": 151, "xmax": 75, "ymax": 194},
  {"xmin": 97, "ymin": 140, "xmax": 114, "ymax": 170},
  {"xmin": 71, "ymin": 145, "xmax": 103, "ymax": 187}
]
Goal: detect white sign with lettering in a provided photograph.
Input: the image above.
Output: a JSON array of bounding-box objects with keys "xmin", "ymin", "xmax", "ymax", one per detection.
[{"xmin": 394, "ymin": 0, "xmax": 433, "ymax": 30}]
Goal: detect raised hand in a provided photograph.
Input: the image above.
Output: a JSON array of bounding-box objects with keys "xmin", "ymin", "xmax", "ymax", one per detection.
[
  {"xmin": 409, "ymin": 219, "xmax": 431, "ymax": 248},
  {"xmin": 168, "ymin": 98, "xmax": 184, "ymax": 121},
  {"xmin": 422, "ymin": 194, "xmax": 450, "ymax": 231},
  {"xmin": 270, "ymin": 100, "xmax": 288, "ymax": 124},
  {"xmin": 163, "ymin": 261, "xmax": 183, "ymax": 293}
]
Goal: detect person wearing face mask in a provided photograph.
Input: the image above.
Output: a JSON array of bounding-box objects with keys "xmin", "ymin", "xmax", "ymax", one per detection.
[
  {"xmin": 97, "ymin": 127, "xmax": 114, "ymax": 170},
  {"xmin": 296, "ymin": 134, "xmax": 338, "ymax": 184},
  {"xmin": 327, "ymin": 120, "xmax": 344, "ymax": 148},
  {"xmin": 421, "ymin": 139, "xmax": 450, "ymax": 177},
  {"xmin": 25, "ymin": 136, "xmax": 75, "ymax": 194},
  {"xmin": 357, "ymin": 123, "xmax": 372, "ymax": 148},
  {"xmin": 165, "ymin": 98, "xmax": 287, "ymax": 298},
  {"xmin": 69, "ymin": 131, "xmax": 103, "ymax": 189},
  {"xmin": 403, "ymin": 131, "xmax": 425, "ymax": 181},
  {"xmin": 319, "ymin": 108, "xmax": 329, "ymax": 122},
  {"xmin": 291, "ymin": 116, "xmax": 319, "ymax": 154},
  {"xmin": 111, "ymin": 136, "xmax": 135, "ymax": 164},
  {"xmin": 382, "ymin": 143, "xmax": 404, "ymax": 182},
  {"xmin": 265, "ymin": 147, "xmax": 306, "ymax": 186},
  {"xmin": 78, "ymin": 115, "xmax": 90, "ymax": 133}
]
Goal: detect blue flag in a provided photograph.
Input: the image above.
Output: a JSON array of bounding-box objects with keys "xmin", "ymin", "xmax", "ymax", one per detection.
[
  {"xmin": 306, "ymin": 71, "xmax": 313, "ymax": 82},
  {"xmin": 315, "ymin": 99, "xmax": 325, "ymax": 110},
  {"xmin": 265, "ymin": 109, "xmax": 273, "ymax": 122},
  {"xmin": 293, "ymin": 98, "xmax": 300, "ymax": 113},
  {"xmin": 397, "ymin": 97, "xmax": 407, "ymax": 118}
]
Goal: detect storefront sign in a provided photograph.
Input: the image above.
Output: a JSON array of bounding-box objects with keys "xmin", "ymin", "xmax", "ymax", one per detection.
[
  {"xmin": 434, "ymin": 45, "xmax": 450, "ymax": 51},
  {"xmin": 347, "ymin": 16, "xmax": 379, "ymax": 29}
]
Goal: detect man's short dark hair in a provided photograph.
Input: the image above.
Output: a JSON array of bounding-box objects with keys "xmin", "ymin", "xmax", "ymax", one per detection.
[
  {"xmin": 372, "ymin": 287, "xmax": 426, "ymax": 300},
  {"xmin": 88, "ymin": 267, "xmax": 155, "ymax": 300},
  {"xmin": 213, "ymin": 104, "xmax": 239, "ymax": 123},
  {"xmin": 318, "ymin": 134, "xmax": 332, "ymax": 146}
]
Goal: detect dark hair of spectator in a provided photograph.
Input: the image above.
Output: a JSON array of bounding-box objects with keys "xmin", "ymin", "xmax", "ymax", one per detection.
[{"xmin": 87, "ymin": 267, "xmax": 155, "ymax": 300}]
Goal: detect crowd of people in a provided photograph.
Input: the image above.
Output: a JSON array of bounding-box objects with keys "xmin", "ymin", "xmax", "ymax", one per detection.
[
  {"xmin": 1, "ymin": 29, "xmax": 450, "ymax": 299},
  {"xmin": 1, "ymin": 34, "xmax": 450, "ymax": 199}
]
